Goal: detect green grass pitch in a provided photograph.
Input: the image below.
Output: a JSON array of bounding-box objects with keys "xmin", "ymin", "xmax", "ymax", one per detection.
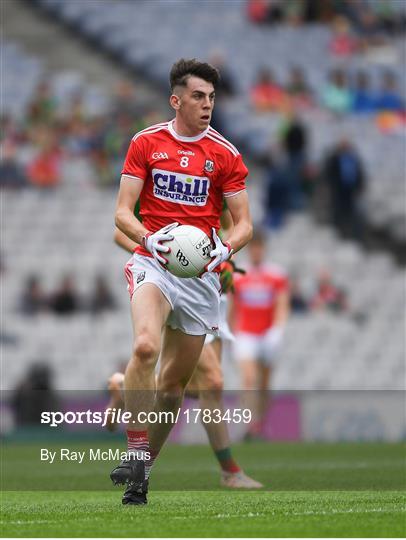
[{"xmin": 1, "ymin": 442, "xmax": 405, "ymax": 537}]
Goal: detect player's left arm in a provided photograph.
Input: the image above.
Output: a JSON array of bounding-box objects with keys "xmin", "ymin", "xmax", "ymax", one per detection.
[
  {"xmin": 274, "ymin": 290, "xmax": 290, "ymax": 327},
  {"xmin": 224, "ymin": 190, "xmax": 253, "ymax": 253},
  {"xmin": 207, "ymin": 191, "xmax": 252, "ymax": 272},
  {"xmin": 219, "ymin": 206, "xmax": 233, "ymax": 241}
]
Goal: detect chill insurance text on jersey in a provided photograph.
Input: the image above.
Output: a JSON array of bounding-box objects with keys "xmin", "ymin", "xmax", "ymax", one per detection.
[{"xmin": 121, "ymin": 120, "xmax": 248, "ymax": 259}]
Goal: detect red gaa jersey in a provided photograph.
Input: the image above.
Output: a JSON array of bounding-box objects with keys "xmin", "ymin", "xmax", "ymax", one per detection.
[
  {"xmin": 121, "ymin": 120, "xmax": 248, "ymax": 257},
  {"xmin": 233, "ymin": 265, "xmax": 289, "ymax": 334}
]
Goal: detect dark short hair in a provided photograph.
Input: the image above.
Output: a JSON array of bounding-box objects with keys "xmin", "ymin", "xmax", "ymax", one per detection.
[{"xmin": 170, "ymin": 58, "xmax": 220, "ymax": 92}]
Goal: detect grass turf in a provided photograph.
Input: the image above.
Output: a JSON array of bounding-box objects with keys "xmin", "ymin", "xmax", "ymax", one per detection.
[
  {"xmin": 2, "ymin": 491, "xmax": 405, "ymax": 537},
  {"xmin": 1, "ymin": 442, "xmax": 405, "ymax": 537}
]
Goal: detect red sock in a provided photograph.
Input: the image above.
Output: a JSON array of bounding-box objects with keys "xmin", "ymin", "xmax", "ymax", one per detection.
[{"xmin": 126, "ymin": 430, "xmax": 149, "ymax": 461}]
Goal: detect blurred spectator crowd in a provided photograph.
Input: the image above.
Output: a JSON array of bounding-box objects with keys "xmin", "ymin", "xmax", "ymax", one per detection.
[
  {"xmin": 2, "ymin": 42, "xmax": 403, "ymax": 247},
  {"xmin": 290, "ymin": 268, "xmax": 349, "ymax": 314},
  {"xmin": 2, "ymin": 0, "xmax": 404, "ymax": 193},
  {"xmin": 1, "ymin": 74, "xmax": 163, "ymax": 190},
  {"xmin": 18, "ymin": 266, "xmax": 352, "ymax": 319},
  {"xmin": 20, "ymin": 273, "xmax": 116, "ymax": 316},
  {"xmin": 247, "ymin": 0, "xmax": 406, "ymax": 38},
  {"xmin": 0, "ymin": 60, "xmax": 404, "ymax": 194},
  {"xmin": 263, "ymin": 117, "xmax": 367, "ymax": 241},
  {"xmin": 250, "ymin": 65, "xmax": 404, "ymax": 115}
]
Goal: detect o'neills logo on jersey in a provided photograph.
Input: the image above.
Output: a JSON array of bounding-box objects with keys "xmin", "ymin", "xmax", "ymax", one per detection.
[{"xmin": 152, "ymin": 168, "xmax": 210, "ymax": 206}]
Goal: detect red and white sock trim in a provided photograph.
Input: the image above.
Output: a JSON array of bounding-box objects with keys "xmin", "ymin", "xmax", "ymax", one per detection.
[{"xmin": 126, "ymin": 429, "xmax": 149, "ymax": 460}]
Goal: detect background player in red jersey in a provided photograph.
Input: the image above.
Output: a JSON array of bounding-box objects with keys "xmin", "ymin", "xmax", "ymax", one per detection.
[
  {"xmin": 232, "ymin": 230, "xmax": 290, "ymax": 440},
  {"xmin": 111, "ymin": 59, "xmax": 252, "ymax": 505}
]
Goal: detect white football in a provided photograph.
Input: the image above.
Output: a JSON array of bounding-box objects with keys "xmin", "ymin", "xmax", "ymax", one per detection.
[{"xmin": 164, "ymin": 225, "xmax": 212, "ymax": 278}]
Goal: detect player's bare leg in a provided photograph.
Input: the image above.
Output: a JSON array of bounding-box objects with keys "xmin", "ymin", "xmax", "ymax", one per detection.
[
  {"xmin": 110, "ymin": 284, "xmax": 171, "ymax": 499},
  {"xmin": 106, "ymin": 341, "xmax": 262, "ymax": 487},
  {"xmin": 147, "ymin": 327, "xmax": 206, "ymax": 469},
  {"xmin": 124, "ymin": 284, "xmax": 171, "ymax": 426},
  {"xmin": 257, "ymin": 363, "xmax": 272, "ymax": 436},
  {"xmin": 194, "ymin": 343, "xmax": 228, "ymax": 449},
  {"xmin": 209, "ymin": 337, "xmax": 222, "ymax": 362},
  {"xmin": 105, "ymin": 372, "xmax": 125, "ymax": 432},
  {"xmin": 239, "ymin": 358, "xmax": 263, "ymax": 440},
  {"xmin": 194, "ymin": 341, "xmax": 262, "ymax": 488}
]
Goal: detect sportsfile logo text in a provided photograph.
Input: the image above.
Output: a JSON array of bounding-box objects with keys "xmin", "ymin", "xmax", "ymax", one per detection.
[
  {"xmin": 41, "ymin": 407, "xmax": 252, "ymax": 427},
  {"xmin": 152, "ymin": 168, "xmax": 210, "ymax": 206}
]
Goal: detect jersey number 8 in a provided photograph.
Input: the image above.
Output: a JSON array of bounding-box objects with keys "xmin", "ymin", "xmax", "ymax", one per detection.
[{"xmin": 180, "ymin": 157, "xmax": 189, "ymax": 168}]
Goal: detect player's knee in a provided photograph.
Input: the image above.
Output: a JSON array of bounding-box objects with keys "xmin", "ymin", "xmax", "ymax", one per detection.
[
  {"xmin": 108, "ymin": 372, "xmax": 124, "ymax": 391},
  {"xmin": 132, "ymin": 334, "xmax": 159, "ymax": 366}
]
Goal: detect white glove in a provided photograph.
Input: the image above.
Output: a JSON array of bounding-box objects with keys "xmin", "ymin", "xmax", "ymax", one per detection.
[
  {"xmin": 142, "ymin": 222, "xmax": 178, "ymax": 265},
  {"xmin": 207, "ymin": 228, "xmax": 233, "ymax": 272},
  {"xmin": 264, "ymin": 326, "xmax": 284, "ymax": 357}
]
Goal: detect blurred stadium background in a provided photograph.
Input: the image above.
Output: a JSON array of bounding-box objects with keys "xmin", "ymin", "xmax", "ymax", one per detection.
[{"xmin": 1, "ymin": 0, "xmax": 405, "ymax": 442}]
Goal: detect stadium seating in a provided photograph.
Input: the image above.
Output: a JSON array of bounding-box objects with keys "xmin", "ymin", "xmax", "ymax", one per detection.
[
  {"xmin": 1, "ymin": 39, "xmax": 112, "ymax": 121},
  {"xmin": 1, "ymin": 41, "xmax": 44, "ymax": 120},
  {"xmin": 2, "ymin": 5, "xmax": 404, "ymax": 393},
  {"xmin": 2, "ymin": 188, "xmax": 404, "ymax": 391}
]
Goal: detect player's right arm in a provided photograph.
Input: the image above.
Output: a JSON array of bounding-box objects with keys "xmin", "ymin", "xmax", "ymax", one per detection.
[
  {"xmin": 116, "ymin": 174, "xmax": 178, "ymax": 265},
  {"xmin": 115, "ymin": 176, "xmax": 147, "ymax": 246},
  {"xmin": 115, "ymin": 136, "xmax": 177, "ymax": 265},
  {"xmin": 115, "ymin": 176, "xmax": 177, "ymax": 265},
  {"xmin": 115, "ymin": 135, "xmax": 150, "ymax": 245},
  {"xmin": 114, "ymin": 226, "xmax": 137, "ymax": 253}
]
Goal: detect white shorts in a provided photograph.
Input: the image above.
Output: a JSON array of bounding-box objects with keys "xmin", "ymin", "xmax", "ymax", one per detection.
[
  {"xmin": 234, "ymin": 331, "xmax": 281, "ymax": 366},
  {"xmin": 204, "ymin": 294, "xmax": 234, "ymax": 345},
  {"xmin": 125, "ymin": 254, "xmax": 221, "ymax": 336}
]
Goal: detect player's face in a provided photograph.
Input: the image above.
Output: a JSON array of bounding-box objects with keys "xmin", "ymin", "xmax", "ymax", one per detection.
[{"xmin": 172, "ymin": 77, "xmax": 215, "ymax": 134}]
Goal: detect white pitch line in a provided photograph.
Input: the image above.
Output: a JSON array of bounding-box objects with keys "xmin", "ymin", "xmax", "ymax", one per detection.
[
  {"xmin": 290, "ymin": 507, "xmax": 404, "ymax": 517},
  {"xmin": 172, "ymin": 512, "xmax": 265, "ymax": 520},
  {"xmin": 2, "ymin": 516, "xmax": 103, "ymax": 526},
  {"xmin": 156, "ymin": 459, "xmax": 405, "ymax": 472},
  {"xmin": 3, "ymin": 505, "xmax": 404, "ymax": 525},
  {"xmin": 2, "ymin": 520, "xmax": 60, "ymax": 525},
  {"xmin": 171, "ymin": 507, "xmax": 404, "ymax": 520}
]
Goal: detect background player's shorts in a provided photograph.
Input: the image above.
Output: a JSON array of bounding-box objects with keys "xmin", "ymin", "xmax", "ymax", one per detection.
[
  {"xmin": 233, "ymin": 329, "xmax": 282, "ymax": 366},
  {"xmin": 125, "ymin": 254, "xmax": 220, "ymax": 336},
  {"xmin": 204, "ymin": 294, "xmax": 234, "ymax": 345}
]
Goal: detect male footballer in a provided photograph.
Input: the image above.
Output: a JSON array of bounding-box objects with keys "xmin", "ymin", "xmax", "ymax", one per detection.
[{"xmin": 112, "ymin": 58, "xmax": 252, "ymax": 504}]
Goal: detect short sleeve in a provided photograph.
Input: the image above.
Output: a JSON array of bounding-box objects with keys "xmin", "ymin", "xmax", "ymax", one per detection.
[
  {"xmin": 121, "ymin": 136, "xmax": 148, "ymax": 181},
  {"xmin": 222, "ymin": 154, "xmax": 248, "ymax": 197}
]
